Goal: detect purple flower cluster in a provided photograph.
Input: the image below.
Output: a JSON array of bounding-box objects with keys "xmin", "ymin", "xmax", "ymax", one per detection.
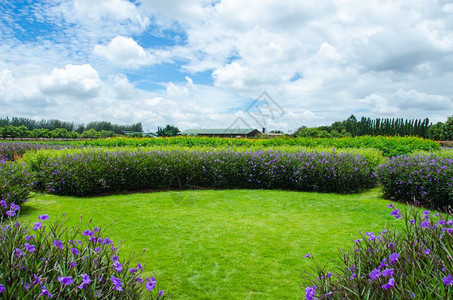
[
  {"xmin": 0, "ymin": 211, "xmax": 166, "ymax": 298},
  {"xmin": 377, "ymin": 154, "xmax": 452, "ymax": 211},
  {"xmin": 34, "ymin": 148, "xmax": 378, "ymax": 197},
  {"xmin": 303, "ymin": 204, "xmax": 453, "ymax": 298}
]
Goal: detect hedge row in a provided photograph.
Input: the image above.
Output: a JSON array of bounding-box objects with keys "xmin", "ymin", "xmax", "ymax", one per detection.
[
  {"xmin": 80, "ymin": 136, "xmax": 439, "ymax": 157},
  {"xmin": 24, "ymin": 148, "xmax": 379, "ymax": 197},
  {"xmin": 377, "ymin": 152, "xmax": 453, "ymax": 211}
]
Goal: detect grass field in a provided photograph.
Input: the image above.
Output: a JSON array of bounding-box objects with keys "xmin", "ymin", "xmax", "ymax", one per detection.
[{"xmin": 20, "ymin": 188, "xmax": 401, "ymax": 299}]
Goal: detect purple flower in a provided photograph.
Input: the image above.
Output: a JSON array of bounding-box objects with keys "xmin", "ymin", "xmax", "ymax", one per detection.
[
  {"xmin": 69, "ymin": 262, "xmax": 77, "ymax": 268},
  {"xmin": 0, "ymin": 284, "xmax": 5, "ymax": 294},
  {"xmin": 387, "ymin": 203, "xmax": 394, "ymax": 208},
  {"xmin": 33, "ymin": 222, "xmax": 43, "ymax": 231},
  {"xmin": 158, "ymin": 290, "xmax": 164, "ymax": 298},
  {"xmin": 326, "ymin": 272, "xmax": 332, "ymax": 278},
  {"xmin": 77, "ymin": 274, "xmax": 91, "ymax": 290},
  {"xmin": 112, "ymin": 255, "xmax": 119, "ymax": 261},
  {"xmin": 32, "ymin": 274, "xmax": 41, "ymax": 285},
  {"xmin": 93, "ymin": 227, "xmax": 100, "ymax": 232},
  {"xmin": 420, "ymin": 221, "xmax": 430, "ymax": 228},
  {"xmin": 102, "ymin": 237, "xmax": 112, "ymax": 245},
  {"xmin": 111, "ymin": 276, "xmax": 123, "ymax": 291},
  {"xmin": 6, "ymin": 210, "xmax": 16, "ymax": 217},
  {"xmin": 391, "ymin": 209, "xmax": 401, "ymax": 219},
  {"xmin": 442, "ymin": 274, "xmax": 453, "ymax": 286},
  {"xmin": 136, "ymin": 277, "xmax": 144, "ymax": 283},
  {"xmin": 0, "ymin": 200, "xmax": 6, "ymax": 208},
  {"xmin": 381, "ymin": 278, "xmax": 395, "ymax": 289},
  {"xmin": 24, "ymin": 243, "xmax": 35, "ymax": 253},
  {"xmin": 39, "ymin": 286, "xmax": 53, "ymax": 298},
  {"xmin": 58, "ymin": 276, "xmax": 73, "ymax": 286},
  {"xmin": 38, "ymin": 214, "xmax": 49, "ymax": 221},
  {"xmin": 14, "ymin": 248, "xmax": 23, "ymax": 257},
  {"xmin": 424, "ymin": 249, "xmax": 430, "ymax": 255},
  {"xmin": 304, "ymin": 285, "xmax": 317, "ymax": 300},
  {"xmin": 113, "ymin": 261, "xmax": 123, "ymax": 272},
  {"xmin": 71, "ymin": 248, "xmax": 80, "ymax": 255},
  {"xmin": 10, "ymin": 203, "xmax": 20, "ymax": 211},
  {"xmin": 83, "ymin": 230, "xmax": 93, "ymax": 236},
  {"xmin": 381, "ymin": 268, "xmax": 394, "ymax": 277},
  {"xmin": 303, "ymin": 253, "xmax": 311, "ymax": 258},
  {"xmin": 350, "ymin": 272, "xmax": 356, "ymax": 280},
  {"xmin": 25, "ymin": 235, "xmax": 35, "ymax": 241},
  {"xmin": 369, "ymin": 268, "xmax": 381, "ymax": 281},
  {"xmin": 53, "ymin": 240, "xmax": 64, "ymax": 250},
  {"xmin": 137, "ymin": 262, "xmax": 143, "ymax": 271},
  {"xmin": 389, "ymin": 253, "xmax": 400, "ymax": 264}
]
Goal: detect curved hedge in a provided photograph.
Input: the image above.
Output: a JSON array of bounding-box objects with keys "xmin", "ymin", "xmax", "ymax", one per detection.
[
  {"xmin": 25, "ymin": 148, "xmax": 379, "ymax": 197},
  {"xmin": 377, "ymin": 154, "xmax": 453, "ymax": 211}
]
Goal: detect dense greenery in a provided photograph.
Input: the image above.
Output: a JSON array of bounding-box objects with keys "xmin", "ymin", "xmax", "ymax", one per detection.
[
  {"xmin": 25, "ymin": 147, "xmax": 378, "ymax": 196},
  {"xmin": 0, "ymin": 160, "xmax": 35, "ymax": 215},
  {"xmin": 377, "ymin": 152, "xmax": 453, "ymax": 211},
  {"xmin": 303, "ymin": 205, "xmax": 452, "ymax": 299},
  {"xmin": 295, "ymin": 115, "xmax": 453, "ymax": 140},
  {"xmin": 80, "ymin": 136, "xmax": 439, "ymax": 157},
  {"xmin": 156, "ymin": 124, "xmax": 180, "ymax": 137}
]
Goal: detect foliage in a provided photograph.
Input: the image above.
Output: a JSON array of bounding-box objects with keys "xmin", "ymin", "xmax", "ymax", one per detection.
[
  {"xmin": 302, "ymin": 205, "xmax": 453, "ymax": 299},
  {"xmin": 377, "ymin": 153, "xmax": 453, "ymax": 211},
  {"xmin": 0, "ymin": 212, "xmax": 166, "ymax": 299},
  {"xmin": 24, "ymin": 147, "xmax": 378, "ymax": 197},
  {"xmin": 156, "ymin": 125, "xmax": 180, "ymax": 137},
  {"xmin": 0, "ymin": 160, "xmax": 35, "ymax": 216},
  {"xmin": 80, "ymin": 136, "xmax": 439, "ymax": 157},
  {"xmin": 0, "ymin": 142, "xmax": 78, "ymax": 161}
]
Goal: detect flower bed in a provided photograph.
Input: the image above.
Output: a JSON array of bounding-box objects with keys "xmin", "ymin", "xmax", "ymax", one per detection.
[
  {"xmin": 302, "ymin": 205, "xmax": 453, "ymax": 299},
  {"xmin": 25, "ymin": 148, "xmax": 379, "ymax": 197},
  {"xmin": 377, "ymin": 153, "xmax": 453, "ymax": 211}
]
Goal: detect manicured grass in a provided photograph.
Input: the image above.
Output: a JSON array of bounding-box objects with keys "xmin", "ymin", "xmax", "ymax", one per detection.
[{"xmin": 21, "ymin": 188, "xmax": 400, "ymax": 299}]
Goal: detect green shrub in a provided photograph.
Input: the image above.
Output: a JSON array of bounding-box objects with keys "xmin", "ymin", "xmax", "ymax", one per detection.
[
  {"xmin": 377, "ymin": 154, "xmax": 453, "ymax": 211},
  {"xmin": 0, "ymin": 213, "xmax": 166, "ymax": 299},
  {"xmin": 302, "ymin": 205, "xmax": 452, "ymax": 299},
  {"xmin": 0, "ymin": 161, "xmax": 35, "ymax": 217},
  {"xmin": 25, "ymin": 148, "xmax": 378, "ymax": 197}
]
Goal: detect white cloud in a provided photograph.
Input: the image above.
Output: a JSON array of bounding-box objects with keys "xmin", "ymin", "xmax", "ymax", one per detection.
[
  {"xmin": 39, "ymin": 64, "xmax": 101, "ymax": 100},
  {"xmin": 94, "ymin": 36, "xmax": 171, "ymax": 68}
]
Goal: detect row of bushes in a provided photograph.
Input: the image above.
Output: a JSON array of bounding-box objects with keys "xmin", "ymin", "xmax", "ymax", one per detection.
[
  {"xmin": 79, "ymin": 136, "xmax": 439, "ymax": 157},
  {"xmin": 303, "ymin": 205, "xmax": 452, "ymax": 299},
  {"xmin": 0, "ymin": 142, "xmax": 76, "ymax": 161},
  {"xmin": 378, "ymin": 152, "xmax": 453, "ymax": 211},
  {"xmin": 24, "ymin": 148, "xmax": 379, "ymax": 197}
]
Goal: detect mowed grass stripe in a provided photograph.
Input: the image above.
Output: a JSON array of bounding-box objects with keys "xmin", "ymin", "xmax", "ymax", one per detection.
[{"xmin": 21, "ymin": 188, "xmax": 398, "ymax": 299}]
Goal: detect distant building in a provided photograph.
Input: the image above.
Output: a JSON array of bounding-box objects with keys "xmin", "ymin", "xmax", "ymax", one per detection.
[
  {"xmin": 180, "ymin": 128, "xmax": 260, "ymax": 138},
  {"xmin": 119, "ymin": 131, "xmax": 157, "ymax": 137}
]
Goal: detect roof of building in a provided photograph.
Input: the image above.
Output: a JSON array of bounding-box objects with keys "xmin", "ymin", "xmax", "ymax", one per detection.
[{"xmin": 180, "ymin": 128, "xmax": 259, "ymax": 135}]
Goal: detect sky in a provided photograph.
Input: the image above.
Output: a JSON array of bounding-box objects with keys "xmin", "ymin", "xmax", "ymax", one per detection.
[{"xmin": 1, "ymin": 0, "xmax": 453, "ymax": 133}]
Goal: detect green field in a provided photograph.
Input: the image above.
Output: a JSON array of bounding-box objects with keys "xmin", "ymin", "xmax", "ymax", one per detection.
[{"xmin": 21, "ymin": 188, "xmax": 400, "ymax": 299}]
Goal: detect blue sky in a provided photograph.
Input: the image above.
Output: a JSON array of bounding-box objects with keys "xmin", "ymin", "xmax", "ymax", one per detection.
[{"xmin": 1, "ymin": 0, "xmax": 453, "ymax": 132}]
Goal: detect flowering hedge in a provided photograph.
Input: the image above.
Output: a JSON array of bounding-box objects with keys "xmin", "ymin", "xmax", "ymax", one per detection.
[
  {"xmin": 25, "ymin": 148, "xmax": 379, "ymax": 197},
  {"xmin": 302, "ymin": 205, "xmax": 453, "ymax": 299},
  {"xmin": 0, "ymin": 213, "xmax": 166, "ymax": 299},
  {"xmin": 0, "ymin": 142, "xmax": 76, "ymax": 161},
  {"xmin": 377, "ymin": 154, "xmax": 453, "ymax": 211},
  {"xmin": 0, "ymin": 160, "xmax": 36, "ymax": 216}
]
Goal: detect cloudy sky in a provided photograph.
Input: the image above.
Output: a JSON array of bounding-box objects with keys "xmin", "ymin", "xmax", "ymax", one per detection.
[{"xmin": 1, "ymin": 0, "xmax": 452, "ymax": 132}]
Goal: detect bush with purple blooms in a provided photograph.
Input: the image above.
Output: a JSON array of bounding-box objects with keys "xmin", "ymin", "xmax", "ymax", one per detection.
[
  {"xmin": 0, "ymin": 212, "xmax": 167, "ymax": 299},
  {"xmin": 302, "ymin": 205, "xmax": 452, "ymax": 299},
  {"xmin": 25, "ymin": 148, "xmax": 379, "ymax": 196},
  {"xmin": 377, "ymin": 154, "xmax": 453, "ymax": 211},
  {"xmin": 0, "ymin": 160, "xmax": 36, "ymax": 217},
  {"xmin": 0, "ymin": 142, "xmax": 77, "ymax": 161}
]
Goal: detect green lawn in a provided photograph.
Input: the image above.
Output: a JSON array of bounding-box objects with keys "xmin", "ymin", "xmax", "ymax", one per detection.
[{"xmin": 21, "ymin": 188, "xmax": 400, "ymax": 299}]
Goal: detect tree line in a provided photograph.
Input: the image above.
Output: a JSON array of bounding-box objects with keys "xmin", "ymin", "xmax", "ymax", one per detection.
[
  {"xmin": 294, "ymin": 115, "xmax": 452, "ymax": 140},
  {"xmin": 0, "ymin": 117, "xmax": 142, "ymax": 134}
]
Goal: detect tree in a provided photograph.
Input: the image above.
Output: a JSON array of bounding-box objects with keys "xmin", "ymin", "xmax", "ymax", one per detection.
[
  {"xmin": 157, "ymin": 125, "xmax": 180, "ymax": 137},
  {"xmin": 441, "ymin": 116, "xmax": 453, "ymax": 141}
]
